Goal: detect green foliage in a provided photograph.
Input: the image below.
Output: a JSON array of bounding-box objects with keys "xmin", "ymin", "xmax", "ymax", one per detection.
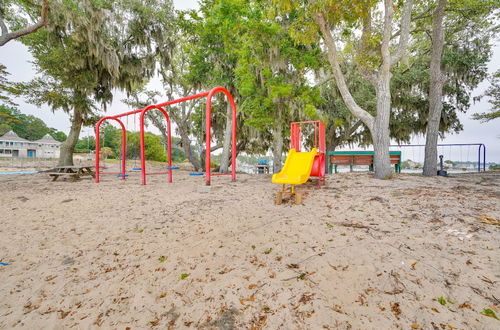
[
  {"xmin": 126, "ymin": 132, "xmax": 166, "ymax": 162},
  {"xmin": 391, "ymin": 0, "xmax": 497, "ymax": 139},
  {"xmin": 0, "ymin": 104, "xmax": 66, "ymax": 141},
  {"xmin": 49, "ymin": 129, "xmax": 68, "ymax": 142},
  {"xmin": 0, "ymin": 65, "xmax": 18, "ymax": 106},
  {"xmin": 75, "ymin": 135, "xmax": 96, "ymax": 153},
  {"xmin": 15, "ymin": 0, "xmax": 165, "ymax": 164},
  {"xmin": 437, "ymin": 296, "xmax": 447, "ymax": 305},
  {"xmin": 481, "ymin": 308, "xmax": 498, "ymax": 319},
  {"xmin": 473, "ymin": 69, "xmax": 500, "ymax": 122}
]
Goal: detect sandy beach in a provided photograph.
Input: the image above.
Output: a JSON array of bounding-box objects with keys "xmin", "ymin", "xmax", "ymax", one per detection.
[{"xmin": 0, "ymin": 169, "xmax": 499, "ymax": 329}]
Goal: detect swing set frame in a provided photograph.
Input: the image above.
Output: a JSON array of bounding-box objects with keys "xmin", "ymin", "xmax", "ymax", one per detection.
[
  {"xmin": 389, "ymin": 143, "xmax": 486, "ymax": 172},
  {"xmin": 95, "ymin": 86, "xmax": 237, "ymax": 185}
]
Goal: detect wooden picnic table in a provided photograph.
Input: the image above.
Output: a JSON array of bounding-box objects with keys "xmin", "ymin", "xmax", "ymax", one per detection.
[{"xmin": 46, "ymin": 165, "xmax": 95, "ymax": 181}]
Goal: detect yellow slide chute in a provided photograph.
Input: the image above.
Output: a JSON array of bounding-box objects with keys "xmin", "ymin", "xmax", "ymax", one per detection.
[{"xmin": 271, "ymin": 148, "xmax": 317, "ymax": 185}]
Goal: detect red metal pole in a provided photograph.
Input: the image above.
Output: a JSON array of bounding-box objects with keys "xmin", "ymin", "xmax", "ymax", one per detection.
[
  {"xmin": 139, "ymin": 105, "xmax": 173, "ymax": 185},
  {"xmin": 139, "ymin": 110, "xmax": 146, "ymax": 185},
  {"xmin": 112, "ymin": 91, "xmax": 210, "ymax": 119},
  {"xmin": 165, "ymin": 107, "xmax": 173, "ymax": 183},
  {"xmin": 314, "ymin": 122, "xmax": 318, "ymax": 150},
  {"xmin": 205, "ymin": 92, "xmax": 212, "ymax": 186},
  {"xmin": 95, "ymin": 120, "xmax": 102, "ymax": 183},
  {"xmin": 205, "ymin": 87, "xmax": 238, "ymax": 185},
  {"xmin": 95, "ymin": 117, "xmax": 127, "ymax": 182},
  {"xmin": 118, "ymin": 119, "xmax": 127, "ymax": 180},
  {"xmin": 231, "ymin": 95, "xmax": 237, "ymax": 182},
  {"xmin": 95, "ymin": 87, "xmax": 237, "ymax": 185}
]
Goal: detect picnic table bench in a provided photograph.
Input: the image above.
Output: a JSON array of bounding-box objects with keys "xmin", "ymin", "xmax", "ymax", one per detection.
[
  {"xmin": 328, "ymin": 151, "xmax": 402, "ymax": 174},
  {"xmin": 46, "ymin": 165, "xmax": 95, "ymax": 181}
]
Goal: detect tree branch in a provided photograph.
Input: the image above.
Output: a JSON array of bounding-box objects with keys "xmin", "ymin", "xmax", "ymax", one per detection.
[
  {"xmin": 391, "ymin": 0, "xmax": 414, "ymax": 66},
  {"xmin": 381, "ymin": 0, "xmax": 394, "ymax": 71},
  {"xmin": 315, "ymin": 13, "xmax": 374, "ymax": 130},
  {"xmin": 0, "ymin": 0, "xmax": 49, "ymax": 47},
  {"xmin": 358, "ymin": 8, "xmax": 378, "ymax": 84}
]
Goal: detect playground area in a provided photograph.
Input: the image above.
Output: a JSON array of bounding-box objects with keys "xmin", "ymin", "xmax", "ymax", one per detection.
[{"xmin": 1, "ymin": 170, "xmax": 499, "ymax": 329}]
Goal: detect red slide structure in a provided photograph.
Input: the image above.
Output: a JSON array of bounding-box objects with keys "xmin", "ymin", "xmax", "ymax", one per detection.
[
  {"xmin": 290, "ymin": 120, "xmax": 326, "ymax": 184},
  {"xmin": 95, "ymin": 87, "xmax": 237, "ymax": 186}
]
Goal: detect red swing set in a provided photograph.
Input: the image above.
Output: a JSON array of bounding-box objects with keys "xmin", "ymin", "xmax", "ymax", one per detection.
[{"xmin": 95, "ymin": 86, "xmax": 237, "ymax": 186}]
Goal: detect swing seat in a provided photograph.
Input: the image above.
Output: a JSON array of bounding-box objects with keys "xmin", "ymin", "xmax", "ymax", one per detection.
[
  {"xmin": 166, "ymin": 166, "xmax": 180, "ymax": 170},
  {"xmin": 132, "ymin": 168, "xmax": 142, "ymax": 171},
  {"xmin": 117, "ymin": 174, "xmax": 129, "ymax": 178},
  {"xmin": 189, "ymin": 173, "xmax": 204, "ymax": 176}
]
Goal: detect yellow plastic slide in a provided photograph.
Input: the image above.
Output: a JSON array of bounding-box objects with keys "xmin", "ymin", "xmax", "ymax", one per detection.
[{"xmin": 272, "ymin": 148, "xmax": 317, "ymax": 185}]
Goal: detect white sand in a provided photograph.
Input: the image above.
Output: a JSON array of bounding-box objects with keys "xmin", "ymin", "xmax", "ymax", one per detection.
[{"xmin": 0, "ymin": 170, "xmax": 499, "ymax": 329}]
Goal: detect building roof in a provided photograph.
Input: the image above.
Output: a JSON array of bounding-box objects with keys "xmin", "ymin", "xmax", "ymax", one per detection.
[
  {"xmin": 0, "ymin": 130, "xmax": 30, "ymax": 142},
  {"xmin": 35, "ymin": 134, "xmax": 61, "ymax": 144}
]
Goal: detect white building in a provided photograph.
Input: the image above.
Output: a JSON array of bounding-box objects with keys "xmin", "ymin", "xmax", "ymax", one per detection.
[{"xmin": 0, "ymin": 131, "xmax": 62, "ymax": 158}]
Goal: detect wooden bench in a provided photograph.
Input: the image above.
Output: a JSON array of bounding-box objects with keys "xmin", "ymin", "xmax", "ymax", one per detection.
[
  {"xmin": 328, "ymin": 151, "xmax": 401, "ymax": 173},
  {"xmin": 390, "ymin": 153, "xmax": 402, "ymax": 173},
  {"xmin": 47, "ymin": 165, "xmax": 95, "ymax": 181}
]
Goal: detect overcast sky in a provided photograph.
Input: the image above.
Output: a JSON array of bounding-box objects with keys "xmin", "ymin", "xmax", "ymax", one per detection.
[{"xmin": 0, "ymin": 0, "xmax": 498, "ymax": 162}]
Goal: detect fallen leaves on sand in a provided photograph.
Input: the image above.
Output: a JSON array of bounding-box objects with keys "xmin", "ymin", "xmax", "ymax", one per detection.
[
  {"xmin": 390, "ymin": 302, "xmax": 401, "ymax": 319},
  {"xmin": 263, "ymin": 248, "xmax": 272, "ymax": 254},
  {"xmin": 248, "ymin": 284, "xmax": 257, "ymax": 289},
  {"xmin": 249, "ymin": 315, "xmax": 267, "ymax": 330},
  {"xmin": 330, "ymin": 304, "xmax": 346, "ymax": 314},
  {"xmin": 437, "ymin": 296, "xmax": 447, "ymax": 305},
  {"xmin": 297, "ymin": 273, "xmax": 307, "ymax": 280},
  {"xmin": 179, "ymin": 273, "xmax": 190, "ymax": 280},
  {"xmin": 45, "ymin": 275, "xmax": 57, "ymax": 281},
  {"xmin": 58, "ymin": 310, "xmax": 70, "ymax": 319},
  {"xmin": 262, "ymin": 305, "xmax": 271, "ymax": 313},
  {"xmin": 479, "ymin": 275, "xmax": 495, "ymax": 285},
  {"xmin": 287, "ymin": 263, "xmax": 299, "ymax": 269},
  {"xmin": 478, "ymin": 214, "xmax": 500, "ymax": 226},
  {"xmin": 481, "ymin": 308, "xmax": 498, "ymax": 319},
  {"xmin": 299, "ymin": 292, "xmax": 315, "ymax": 304},
  {"xmin": 355, "ymin": 294, "xmax": 367, "ymax": 306},
  {"xmin": 410, "ymin": 261, "xmax": 418, "ymax": 269},
  {"xmin": 251, "ymin": 245, "xmax": 256, "ymax": 250},
  {"xmin": 23, "ymin": 301, "xmax": 40, "ymax": 313},
  {"xmin": 384, "ymin": 289, "xmax": 404, "ymax": 295},
  {"xmin": 158, "ymin": 256, "xmax": 167, "ymax": 263},
  {"xmin": 411, "ymin": 324, "xmax": 419, "ymax": 329},
  {"xmin": 459, "ymin": 302, "xmax": 472, "ymax": 310},
  {"xmin": 240, "ymin": 295, "xmax": 255, "ymax": 305}
]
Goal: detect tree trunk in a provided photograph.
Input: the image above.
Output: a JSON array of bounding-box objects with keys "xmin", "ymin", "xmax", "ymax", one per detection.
[
  {"xmin": 272, "ymin": 121, "xmax": 284, "ymax": 173},
  {"xmin": 219, "ymin": 101, "xmax": 232, "ymax": 173},
  {"xmin": 58, "ymin": 107, "xmax": 83, "ymax": 166},
  {"xmin": 371, "ymin": 77, "xmax": 393, "ymax": 179},
  {"xmin": 423, "ymin": 0, "xmax": 447, "ymax": 176},
  {"xmin": 178, "ymin": 123, "xmax": 201, "ymax": 171}
]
